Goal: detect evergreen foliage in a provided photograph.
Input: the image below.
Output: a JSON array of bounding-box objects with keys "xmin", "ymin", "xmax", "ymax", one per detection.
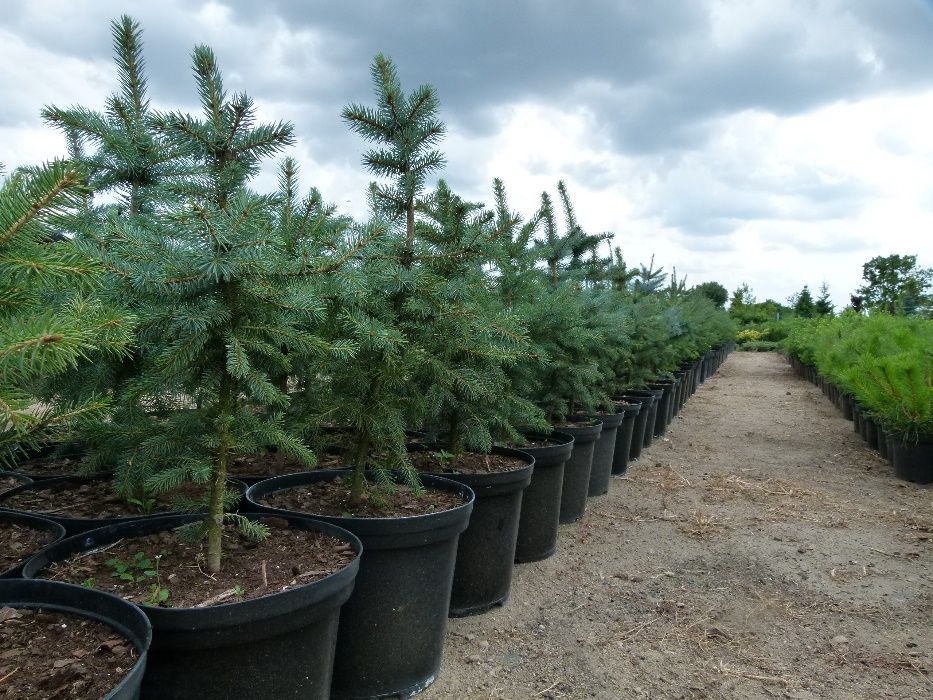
[
  {"xmin": 6, "ymin": 21, "xmax": 739, "ymax": 556},
  {"xmin": 814, "ymin": 282, "xmax": 834, "ymax": 316},
  {"xmin": 69, "ymin": 43, "xmax": 371, "ymax": 572},
  {"xmin": 42, "ymin": 16, "xmax": 182, "ymax": 216},
  {"xmin": 791, "ymin": 285, "xmax": 815, "ymax": 318},
  {"xmin": 0, "ymin": 161, "xmax": 134, "ymax": 466},
  {"xmin": 784, "ymin": 314, "xmax": 933, "ymax": 437},
  {"xmin": 342, "ymin": 53, "xmax": 445, "ymax": 262}
]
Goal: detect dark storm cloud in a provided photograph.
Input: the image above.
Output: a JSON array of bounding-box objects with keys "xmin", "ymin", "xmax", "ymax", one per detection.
[
  {"xmin": 9, "ymin": 1, "xmax": 933, "ymax": 152},
  {"xmin": 4, "ymin": 0, "xmax": 933, "ymax": 259},
  {"xmin": 200, "ymin": 0, "xmax": 933, "ymax": 151}
]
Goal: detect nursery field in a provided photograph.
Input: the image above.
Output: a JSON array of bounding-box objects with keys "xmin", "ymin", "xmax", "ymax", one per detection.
[{"xmin": 428, "ymin": 352, "xmax": 933, "ymax": 699}]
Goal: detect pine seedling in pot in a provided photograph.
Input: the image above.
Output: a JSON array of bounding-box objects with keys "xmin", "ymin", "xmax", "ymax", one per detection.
[
  {"xmin": 521, "ymin": 184, "xmax": 612, "ymax": 421},
  {"xmin": 309, "ymin": 53, "xmax": 449, "ymax": 501},
  {"xmin": 37, "ymin": 16, "xmax": 183, "ymax": 474},
  {"xmin": 412, "ymin": 180, "xmax": 547, "ymax": 458},
  {"xmin": 89, "ymin": 45, "xmax": 372, "ymax": 572}
]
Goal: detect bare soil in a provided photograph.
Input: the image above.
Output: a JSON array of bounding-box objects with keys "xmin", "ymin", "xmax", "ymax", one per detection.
[
  {"xmin": 0, "ymin": 475, "xmax": 27, "ymax": 494},
  {"xmin": 427, "ymin": 353, "xmax": 933, "ymax": 699},
  {"xmin": 44, "ymin": 518, "xmax": 355, "ymax": 608},
  {"xmin": 0, "ymin": 479, "xmax": 244, "ymax": 519},
  {"xmin": 0, "ymin": 606, "xmax": 137, "ymax": 699},
  {"xmin": 0, "ymin": 521, "xmax": 58, "ymax": 574},
  {"xmin": 9, "ymin": 454, "xmax": 86, "ymax": 478},
  {"xmin": 410, "ymin": 450, "xmax": 529, "ymax": 475},
  {"xmin": 257, "ymin": 476, "xmax": 466, "ymax": 518}
]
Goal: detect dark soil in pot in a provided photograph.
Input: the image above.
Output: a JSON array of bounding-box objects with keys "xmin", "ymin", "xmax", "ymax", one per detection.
[
  {"xmin": 553, "ymin": 420, "xmax": 602, "ymax": 524},
  {"xmin": 509, "ymin": 432, "xmax": 574, "ymax": 563},
  {"xmin": 0, "ymin": 512, "xmax": 66, "ymax": 579},
  {"xmin": 409, "ymin": 447, "xmax": 534, "ymax": 617},
  {"xmin": 7, "ymin": 444, "xmax": 90, "ymax": 481},
  {"xmin": 229, "ymin": 450, "xmax": 343, "ymax": 486},
  {"xmin": 0, "ymin": 472, "xmax": 31, "ymax": 495},
  {"xmin": 25, "ymin": 512, "xmax": 360, "ymax": 700},
  {"xmin": 611, "ymin": 402, "xmax": 640, "ymax": 476},
  {"xmin": 0, "ymin": 578, "xmax": 150, "ymax": 700},
  {"xmin": 246, "ymin": 470, "xmax": 473, "ymax": 699},
  {"xmin": 0, "ymin": 477, "xmax": 246, "ymax": 536},
  {"xmin": 587, "ymin": 411, "xmax": 624, "ymax": 497},
  {"xmin": 891, "ymin": 434, "xmax": 933, "ymax": 485}
]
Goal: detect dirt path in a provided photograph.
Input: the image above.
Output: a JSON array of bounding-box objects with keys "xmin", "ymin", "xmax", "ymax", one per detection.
[{"xmin": 426, "ymin": 352, "xmax": 933, "ymax": 699}]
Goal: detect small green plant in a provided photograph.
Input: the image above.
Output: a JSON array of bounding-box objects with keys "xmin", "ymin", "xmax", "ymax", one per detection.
[
  {"xmin": 107, "ymin": 551, "xmax": 157, "ymax": 583},
  {"xmin": 233, "ymin": 585, "xmax": 245, "ymax": 598},
  {"xmin": 145, "ymin": 555, "xmax": 169, "ymax": 606},
  {"xmin": 127, "ymin": 495, "xmax": 157, "ymax": 514},
  {"xmin": 81, "ymin": 578, "xmax": 95, "ymax": 589}
]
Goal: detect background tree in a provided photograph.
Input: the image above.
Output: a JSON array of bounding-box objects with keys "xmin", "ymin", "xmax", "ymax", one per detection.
[
  {"xmin": 856, "ymin": 254, "xmax": 932, "ymax": 315},
  {"xmin": 791, "ymin": 285, "xmax": 815, "ymax": 318},
  {"xmin": 729, "ymin": 282, "xmax": 756, "ymax": 308},
  {"xmin": 693, "ymin": 281, "xmax": 728, "ymax": 308},
  {"xmin": 814, "ymin": 282, "xmax": 834, "ymax": 316}
]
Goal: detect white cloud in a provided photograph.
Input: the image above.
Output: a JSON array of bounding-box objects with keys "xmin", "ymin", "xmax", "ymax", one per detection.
[{"xmin": 1, "ymin": 0, "xmax": 932, "ymax": 311}]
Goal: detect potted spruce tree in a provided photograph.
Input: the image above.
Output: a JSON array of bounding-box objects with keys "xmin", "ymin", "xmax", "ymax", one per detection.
[
  {"xmin": 486, "ymin": 177, "xmax": 576, "ymax": 563},
  {"xmin": 246, "ymin": 54, "xmax": 475, "ymax": 699},
  {"xmin": 399, "ymin": 179, "xmax": 543, "ymax": 616},
  {"xmin": 0, "ymin": 161, "xmax": 152, "ymax": 695},
  {"xmin": 0, "ymin": 155, "xmax": 132, "ymax": 568},
  {"xmin": 24, "ymin": 34, "xmax": 363, "ymax": 700},
  {"xmin": 526, "ymin": 185, "xmax": 614, "ymax": 522}
]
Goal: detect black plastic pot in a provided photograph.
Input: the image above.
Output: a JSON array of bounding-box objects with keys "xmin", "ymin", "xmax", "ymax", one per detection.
[
  {"xmin": 0, "ymin": 579, "xmax": 151, "ymax": 699},
  {"xmin": 7, "ymin": 441, "xmax": 89, "ymax": 481},
  {"xmin": 0, "ymin": 476, "xmax": 246, "ymax": 536},
  {"xmin": 891, "ymin": 434, "xmax": 933, "ymax": 485},
  {"xmin": 246, "ymin": 470, "xmax": 473, "ymax": 699},
  {"xmin": 648, "ymin": 382, "xmax": 674, "ymax": 438},
  {"xmin": 555, "ymin": 420, "xmax": 603, "ymax": 524},
  {"xmin": 628, "ymin": 389, "xmax": 663, "ymax": 447},
  {"xmin": 24, "ymin": 512, "xmax": 360, "ymax": 699},
  {"xmin": 621, "ymin": 394, "xmax": 654, "ymax": 462},
  {"xmin": 876, "ymin": 424, "xmax": 888, "ymax": 458},
  {"xmin": 841, "ymin": 393, "xmax": 854, "ymax": 421},
  {"xmin": 611, "ymin": 403, "xmax": 641, "ymax": 476},
  {"xmin": 413, "ymin": 445, "xmax": 534, "ymax": 617},
  {"xmin": 862, "ymin": 415, "xmax": 878, "ymax": 449},
  {"xmin": 0, "ymin": 510, "xmax": 66, "ymax": 578},
  {"xmin": 681, "ymin": 361, "xmax": 698, "ymax": 396},
  {"xmin": 673, "ymin": 371, "xmax": 689, "ymax": 414},
  {"xmin": 587, "ymin": 411, "xmax": 625, "ymax": 497},
  {"xmin": 513, "ymin": 432, "xmax": 574, "ymax": 563}
]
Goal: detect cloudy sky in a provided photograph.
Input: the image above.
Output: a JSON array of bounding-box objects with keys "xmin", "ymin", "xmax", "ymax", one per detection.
[{"xmin": 3, "ymin": 1, "xmax": 932, "ymax": 307}]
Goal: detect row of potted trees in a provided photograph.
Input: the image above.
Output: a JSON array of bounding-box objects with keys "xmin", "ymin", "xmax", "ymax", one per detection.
[
  {"xmin": 783, "ymin": 313, "xmax": 932, "ymax": 484},
  {"xmin": 0, "ymin": 17, "xmax": 736, "ymax": 699}
]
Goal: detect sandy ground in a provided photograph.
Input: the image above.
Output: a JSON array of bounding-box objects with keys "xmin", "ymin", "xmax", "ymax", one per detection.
[{"xmin": 425, "ymin": 352, "xmax": 933, "ymax": 700}]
